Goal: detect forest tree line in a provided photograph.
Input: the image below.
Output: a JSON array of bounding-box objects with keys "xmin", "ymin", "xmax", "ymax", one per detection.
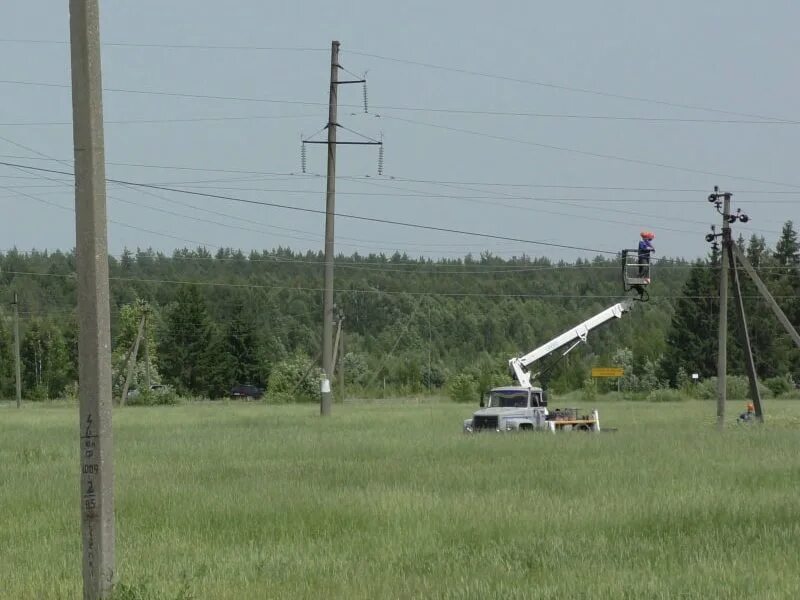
[{"xmin": 0, "ymin": 221, "xmax": 798, "ymax": 402}]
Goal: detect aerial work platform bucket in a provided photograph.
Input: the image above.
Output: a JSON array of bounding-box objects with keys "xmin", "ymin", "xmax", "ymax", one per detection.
[{"xmin": 621, "ymin": 249, "xmax": 651, "ymax": 300}]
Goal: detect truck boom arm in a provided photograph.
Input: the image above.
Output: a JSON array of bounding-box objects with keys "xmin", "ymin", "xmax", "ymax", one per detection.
[{"xmin": 509, "ymin": 299, "xmax": 634, "ymax": 388}]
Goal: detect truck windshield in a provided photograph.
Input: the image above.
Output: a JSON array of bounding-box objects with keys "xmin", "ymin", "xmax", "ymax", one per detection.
[{"xmin": 490, "ymin": 393, "xmax": 528, "ymax": 408}]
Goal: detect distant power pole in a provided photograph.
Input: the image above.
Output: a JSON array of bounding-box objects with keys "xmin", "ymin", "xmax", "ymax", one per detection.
[
  {"xmin": 69, "ymin": 0, "xmax": 116, "ymax": 597},
  {"xmin": 320, "ymin": 40, "xmax": 339, "ymax": 417},
  {"xmin": 12, "ymin": 293, "xmax": 21, "ymax": 408},
  {"xmin": 716, "ymin": 190, "xmax": 731, "ymax": 429},
  {"xmin": 303, "ymin": 40, "xmax": 380, "ymax": 416},
  {"xmin": 120, "ymin": 315, "xmax": 145, "ymax": 406},
  {"xmin": 142, "ymin": 308, "xmax": 151, "ymax": 388},
  {"xmin": 339, "ymin": 323, "xmax": 345, "ymax": 402}
]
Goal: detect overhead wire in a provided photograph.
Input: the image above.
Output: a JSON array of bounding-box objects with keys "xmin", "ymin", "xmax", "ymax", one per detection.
[
  {"xmin": 343, "ymin": 49, "xmax": 795, "ymax": 123},
  {"xmin": 0, "ymin": 39, "xmax": 793, "ymax": 123},
  {"xmin": 4, "ymin": 153, "xmax": 800, "ymax": 199},
  {"xmin": 0, "ymin": 160, "xmax": 621, "ymax": 256},
  {"xmin": 374, "ymin": 113, "xmax": 800, "ymax": 190},
  {"xmin": 3, "ymin": 78, "xmax": 800, "ymax": 126}
]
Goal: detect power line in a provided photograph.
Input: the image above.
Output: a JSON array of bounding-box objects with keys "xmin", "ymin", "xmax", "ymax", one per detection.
[
  {"xmin": 0, "ymin": 38, "xmax": 328, "ymax": 52},
  {"xmin": 3, "ymin": 78, "xmax": 799, "ymax": 126},
  {"xmin": 351, "ymin": 170, "xmax": 785, "ymax": 237},
  {"xmin": 376, "ymin": 114, "xmax": 800, "ymax": 190},
  {"xmin": 344, "ymin": 50, "xmax": 795, "ymax": 124},
  {"xmin": 0, "ymin": 113, "xmax": 325, "ymax": 126},
  {"xmin": 5, "ymin": 153, "xmax": 800, "ymax": 198},
  {"xmin": 1, "ymin": 159, "xmax": 790, "ymax": 255},
  {"xmin": 0, "ymin": 160, "xmax": 620, "ymax": 256},
  {"xmin": 0, "ymin": 78, "xmax": 334, "ymax": 107},
  {"xmin": 0, "ymin": 152, "xmax": 323, "ymax": 178},
  {"xmin": 0, "ymin": 39, "xmax": 791, "ymax": 123},
  {"xmin": 340, "ymin": 175, "xmax": 800, "ymax": 197}
]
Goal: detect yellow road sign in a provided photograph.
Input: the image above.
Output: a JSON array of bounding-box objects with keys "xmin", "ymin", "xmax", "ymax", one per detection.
[{"xmin": 592, "ymin": 367, "xmax": 624, "ymax": 378}]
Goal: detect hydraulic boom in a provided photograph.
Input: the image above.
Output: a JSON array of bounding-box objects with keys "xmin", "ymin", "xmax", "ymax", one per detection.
[{"xmin": 509, "ymin": 298, "xmax": 635, "ymax": 388}]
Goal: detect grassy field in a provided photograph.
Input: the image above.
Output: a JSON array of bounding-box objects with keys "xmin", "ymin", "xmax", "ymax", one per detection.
[{"xmin": 1, "ymin": 397, "xmax": 799, "ymax": 599}]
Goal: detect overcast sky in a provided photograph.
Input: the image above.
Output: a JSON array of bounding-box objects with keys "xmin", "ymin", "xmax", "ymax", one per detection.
[{"xmin": 1, "ymin": 1, "xmax": 799, "ymax": 263}]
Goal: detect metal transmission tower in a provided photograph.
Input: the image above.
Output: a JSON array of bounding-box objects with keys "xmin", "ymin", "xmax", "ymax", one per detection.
[{"xmin": 302, "ymin": 40, "xmax": 382, "ymax": 416}]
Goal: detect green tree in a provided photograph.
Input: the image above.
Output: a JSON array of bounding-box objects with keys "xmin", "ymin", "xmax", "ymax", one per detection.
[
  {"xmin": 660, "ymin": 260, "xmax": 718, "ymax": 385},
  {"xmin": 746, "ymin": 234, "xmax": 769, "ymax": 268},
  {"xmin": 20, "ymin": 319, "xmax": 70, "ymax": 399},
  {"xmin": 775, "ymin": 220, "xmax": 799, "ymax": 266},
  {"xmin": 223, "ymin": 307, "xmax": 261, "ymax": 387},
  {"xmin": 0, "ymin": 315, "xmax": 14, "ymax": 398},
  {"xmin": 159, "ymin": 285, "xmax": 213, "ymax": 396}
]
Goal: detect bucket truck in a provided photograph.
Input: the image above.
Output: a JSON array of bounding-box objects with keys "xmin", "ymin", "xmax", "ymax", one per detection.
[{"xmin": 463, "ymin": 298, "xmax": 635, "ymax": 433}]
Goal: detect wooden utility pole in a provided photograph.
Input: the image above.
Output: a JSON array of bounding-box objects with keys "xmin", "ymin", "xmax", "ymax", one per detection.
[
  {"xmin": 339, "ymin": 324, "xmax": 345, "ymax": 402},
  {"xmin": 331, "ymin": 316, "xmax": 342, "ymax": 379},
  {"xmin": 727, "ymin": 244, "xmax": 763, "ymax": 421},
  {"xmin": 12, "ymin": 293, "xmax": 22, "ymax": 408},
  {"xmin": 428, "ymin": 301, "xmax": 432, "ymax": 394},
  {"xmin": 732, "ymin": 245, "xmax": 800, "ymax": 350},
  {"xmin": 142, "ymin": 308, "xmax": 151, "ymax": 388},
  {"xmin": 716, "ymin": 192, "xmax": 731, "ymax": 429},
  {"xmin": 320, "ymin": 40, "xmax": 340, "ymax": 417},
  {"xmin": 120, "ymin": 315, "xmax": 145, "ymax": 406},
  {"xmin": 69, "ymin": 0, "xmax": 116, "ymax": 596}
]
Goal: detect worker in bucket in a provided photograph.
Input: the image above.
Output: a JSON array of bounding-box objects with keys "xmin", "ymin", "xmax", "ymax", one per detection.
[
  {"xmin": 638, "ymin": 231, "xmax": 655, "ymax": 282},
  {"xmin": 738, "ymin": 402, "xmax": 755, "ymax": 422}
]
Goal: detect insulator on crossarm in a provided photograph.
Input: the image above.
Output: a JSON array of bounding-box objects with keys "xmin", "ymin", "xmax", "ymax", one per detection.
[
  {"xmin": 301, "ymin": 142, "xmax": 307, "ymax": 173},
  {"xmin": 377, "ymin": 142, "xmax": 384, "ymax": 176},
  {"xmin": 363, "ymin": 80, "xmax": 369, "ymax": 113}
]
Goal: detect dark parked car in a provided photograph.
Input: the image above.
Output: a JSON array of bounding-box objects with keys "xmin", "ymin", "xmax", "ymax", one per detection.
[{"xmin": 230, "ymin": 384, "xmax": 264, "ymax": 400}]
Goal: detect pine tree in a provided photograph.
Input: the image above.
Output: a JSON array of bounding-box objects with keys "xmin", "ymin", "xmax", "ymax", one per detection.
[
  {"xmin": 746, "ymin": 234, "xmax": 769, "ymax": 268},
  {"xmin": 224, "ymin": 307, "xmax": 261, "ymax": 386},
  {"xmin": 771, "ymin": 221, "xmax": 800, "ymax": 378},
  {"xmin": 159, "ymin": 285, "xmax": 213, "ymax": 396},
  {"xmin": 775, "ymin": 220, "xmax": 799, "ymax": 266},
  {"xmin": 660, "ymin": 260, "xmax": 718, "ymax": 384}
]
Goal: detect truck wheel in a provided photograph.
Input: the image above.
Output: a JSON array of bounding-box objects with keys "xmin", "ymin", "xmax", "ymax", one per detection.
[
  {"xmin": 519, "ymin": 424, "xmax": 533, "ymax": 431},
  {"xmin": 577, "ymin": 424, "xmax": 592, "ymax": 432}
]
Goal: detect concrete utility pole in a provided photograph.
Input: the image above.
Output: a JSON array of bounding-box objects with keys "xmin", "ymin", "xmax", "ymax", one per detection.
[
  {"xmin": 69, "ymin": 0, "xmax": 115, "ymax": 597},
  {"xmin": 320, "ymin": 40, "xmax": 340, "ymax": 417},
  {"xmin": 303, "ymin": 41, "xmax": 378, "ymax": 415},
  {"xmin": 12, "ymin": 293, "xmax": 22, "ymax": 408},
  {"xmin": 716, "ymin": 192, "xmax": 731, "ymax": 429}
]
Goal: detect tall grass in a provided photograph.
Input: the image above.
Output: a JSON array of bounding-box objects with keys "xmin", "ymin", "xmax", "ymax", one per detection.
[{"xmin": 1, "ymin": 399, "xmax": 799, "ymax": 599}]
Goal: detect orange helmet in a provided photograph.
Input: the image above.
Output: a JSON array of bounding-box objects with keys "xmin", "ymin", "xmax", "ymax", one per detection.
[{"xmin": 640, "ymin": 231, "xmax": 655, "ymax": 240}]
